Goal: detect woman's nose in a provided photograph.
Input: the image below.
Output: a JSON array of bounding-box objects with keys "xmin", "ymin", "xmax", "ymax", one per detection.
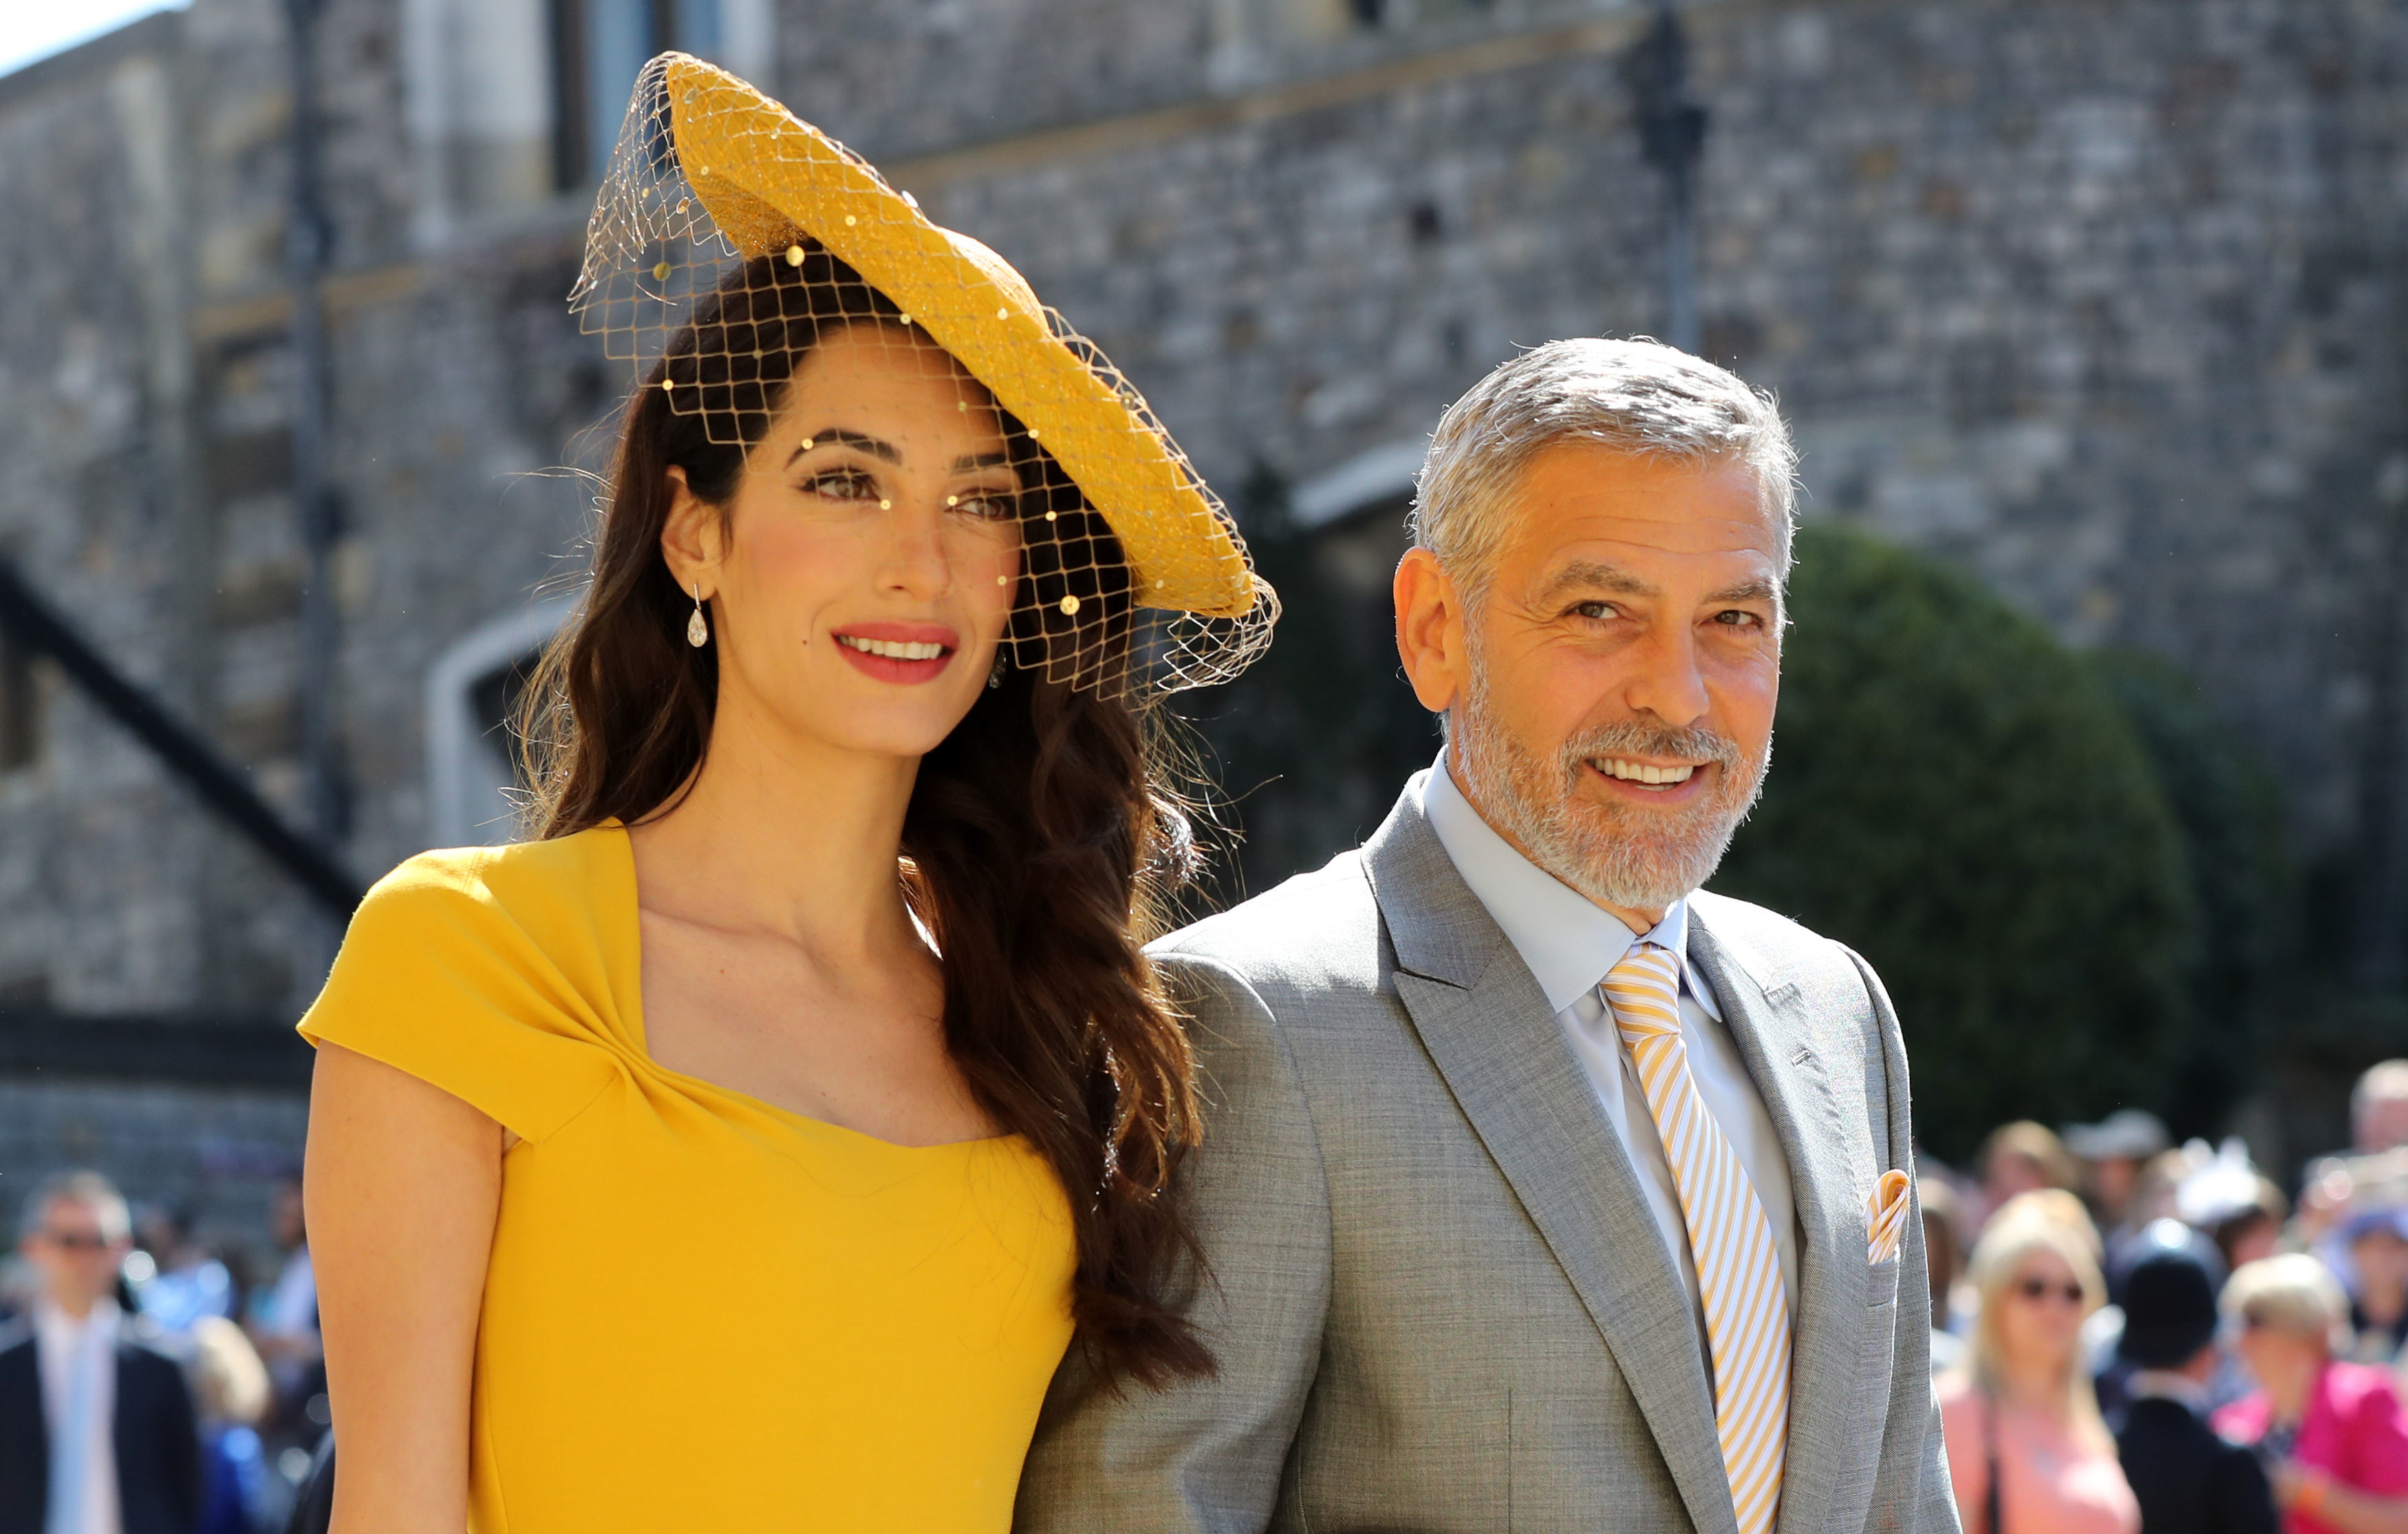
[{"xmin": 879, "ymin": 502, "xmax": 954, "ymax": 598}]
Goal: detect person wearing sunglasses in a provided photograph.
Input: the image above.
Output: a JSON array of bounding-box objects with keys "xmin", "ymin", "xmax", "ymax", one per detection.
[
  {"xmin": 1939, "ymin": 1206, "xmax": 2141, "ymax": 1533},
  {"xmin": 2213, "ymin": 1253, "xmax": 2408, "ymax": 1534},
  {"xmin": 0, "ymin": 1170, "xmax": 202, "ymax": 1534}
]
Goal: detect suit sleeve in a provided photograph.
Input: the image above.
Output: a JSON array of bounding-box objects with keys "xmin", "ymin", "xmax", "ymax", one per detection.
[
  {"xmin": 2213, "ymin": 1439, "xmax": 2280, "ymax": 1534},
  {"xmin": 1015, "ymin": 951, "xmax": 1333, "ymax": 1534},
  {"xmin": 149, "ymin": 1347, "xmax": 204, "ymax": 1533},
  {"xmin": 1845, "ymin": 946, "xmax": 1962, "ymax": 1534}
]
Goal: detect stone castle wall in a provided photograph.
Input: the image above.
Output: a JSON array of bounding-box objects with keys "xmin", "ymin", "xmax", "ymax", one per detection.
[{"xmin": 0, "ymin": 0, "xmax": 2402, "ymax": 1206}]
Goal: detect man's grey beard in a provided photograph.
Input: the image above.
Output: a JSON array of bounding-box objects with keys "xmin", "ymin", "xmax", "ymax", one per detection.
[{"xmin": 1454, "ymin": 665, "xmax": 1770, "ymax": 913}]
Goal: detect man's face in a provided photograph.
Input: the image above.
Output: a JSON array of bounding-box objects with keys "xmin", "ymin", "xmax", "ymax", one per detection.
[
  {"xmin": 19, "ymin": 1197, "xmax": 127, "ymax": 1315},
  {"xmin": 2358, "ymin": 1092, "xmax": 2408, "ymax": 1154},
  {"xmin": 272, "ymin": 1182, "xmax": 305, "ymax": 1252},
  {"xmin": 1400, "ymin": 444, "xmax": 1782, "ymax": 923},
  {"xmin": 2353, "ymin": 1226, "xmax": 2408, "ymax": 1297},
  {"xmin": 2089, "ymin": 1156, "xmax": 2141, "ymax": 1216}
]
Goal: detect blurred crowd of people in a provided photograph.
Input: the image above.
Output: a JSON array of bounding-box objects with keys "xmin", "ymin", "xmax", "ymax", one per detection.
[
  {"xmin": 12, "ymin": 1063, "xmax": 2408, "ymax": 1533},
  {"xmin": 0, "ymin": 1172, "xmax": 320, "ymax": 1534},
  {"xmin": 1923, "ymin": 1061, "xmax": 2408, "ymax": 1534}
]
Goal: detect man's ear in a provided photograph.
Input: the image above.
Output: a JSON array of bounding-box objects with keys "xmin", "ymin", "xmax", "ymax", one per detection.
[
  {"xmin": 659, "ymin": 465, "xmax": 724, "ymax": 597},
  {"xmin": 1395, "ymin": 546, "xmax": 1468, "ymax": 715}
]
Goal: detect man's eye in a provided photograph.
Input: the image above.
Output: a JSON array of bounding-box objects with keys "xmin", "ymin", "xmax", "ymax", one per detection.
[
  {"xmin": 1714, "ymin": 610, "xmax": 1764, "ymax": 628},
  {"xmin": 1573, "ymin": 601, "xmax": 1619, "ymax": 621}
]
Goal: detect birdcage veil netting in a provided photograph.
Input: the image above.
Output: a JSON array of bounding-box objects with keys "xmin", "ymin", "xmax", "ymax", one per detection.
[{"xmin": 567, "ymin": 52, "xmax": 1276, "ymax": 699}]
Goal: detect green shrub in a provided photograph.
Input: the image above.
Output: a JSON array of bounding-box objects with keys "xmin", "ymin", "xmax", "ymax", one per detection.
[
  {"xmin": 1710, "ymin": 525, "xmax": 2195, "ymax": 1161},
  {"xmin": 2089, "ymin": 651, "xmax": 2292, "ymax": 1136}
]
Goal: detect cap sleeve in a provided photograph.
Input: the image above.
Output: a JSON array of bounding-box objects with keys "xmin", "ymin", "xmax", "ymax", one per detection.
[{"xmin": 299, "ymin": 842, "xmax": 630, "ymax": 1143}]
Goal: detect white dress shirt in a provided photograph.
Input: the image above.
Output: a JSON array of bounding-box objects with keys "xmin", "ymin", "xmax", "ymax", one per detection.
[
  {"xmin": 34, "ymin": 1297, "xmax": 122, "ymax": 1534},
  {"xmin": 1421, "ymin": 756, "xmax": 1801, "ymax": 1343},
  {"xmin": 2125, "ymin": 1369, "xmax": 2211, "ymax": 1411}
]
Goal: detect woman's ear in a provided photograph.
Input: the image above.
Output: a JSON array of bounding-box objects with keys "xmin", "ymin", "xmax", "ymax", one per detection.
[{"xmin": 659, "ymin": 465, "xmax": 724, "ymax": 597}]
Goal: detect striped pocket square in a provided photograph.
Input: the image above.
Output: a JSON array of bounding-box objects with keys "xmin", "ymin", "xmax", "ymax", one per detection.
[{"xmin": 1867, "ymin": 1169, "xmax": 1913, "ymax": 1266}]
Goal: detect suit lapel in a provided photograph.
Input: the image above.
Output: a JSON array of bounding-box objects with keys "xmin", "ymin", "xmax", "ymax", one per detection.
[
  {"xmin": 1364, "ymin": 785, "xmax": 1740, "ymax": 1534},
  {"xmin": 1686, "ymin": 905, "xmax": 1869, "ymax": 1534},
  {"xmin": 0, "ymin": 1333, "xmax": 45, "ymax": 1524}
]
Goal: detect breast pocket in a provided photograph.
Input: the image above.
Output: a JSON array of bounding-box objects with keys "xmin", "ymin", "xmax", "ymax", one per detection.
[
  {"xmin": 1866, "ymin": 1254, "xmax": 1902, "ymax": 1310},
  {"xmin": 1838, "ymin": 1266, "xmax": 1906, "ymax": 1524}
]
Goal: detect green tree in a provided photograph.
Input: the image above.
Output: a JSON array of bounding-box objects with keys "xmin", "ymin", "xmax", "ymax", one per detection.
[
  {"xmin": 1709, "ymin": 526, "xmax": 2195, "ymax": 1161},
  {"xmin": 2089, "ymin": 652, "xmax": 2293, "ymax": 1137}
]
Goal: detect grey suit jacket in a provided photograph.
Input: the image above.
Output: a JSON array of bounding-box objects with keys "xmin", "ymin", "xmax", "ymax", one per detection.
[{"xmin": 1018, "ymin": 777, "xmax": 1959, "ymax": 1534}]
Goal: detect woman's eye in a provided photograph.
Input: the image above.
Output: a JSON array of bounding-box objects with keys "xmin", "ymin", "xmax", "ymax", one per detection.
[
  {"xmin": 952, "ymin": 491, "xmax": 1015, "ymax": 521},
  {"xmin": 801, "ymin": 469, "xmax": 879, "ymax": 500}
]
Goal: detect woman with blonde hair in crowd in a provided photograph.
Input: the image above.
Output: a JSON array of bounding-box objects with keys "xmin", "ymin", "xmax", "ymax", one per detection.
[
  {"xmin": 1994, "ymin": 1187, "xmax": 2106, "ymax": 1258},
  {"xmin": 1976, "ymin": 1121, "xmax": 2081, "ymax": 1231},
  {"xmin": 2213, "ymin": 1253, "xmax": 2408, "ymax": 1533},
  {"xmin": 1939, "ymin": 1208, "xmax": 2141, "ymax": 1533},
  {"xmin": 190, "ymin": 1314, "xmax": 273, "ymax": 1534}
]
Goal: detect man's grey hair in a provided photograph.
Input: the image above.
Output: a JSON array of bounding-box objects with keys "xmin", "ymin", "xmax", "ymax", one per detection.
[
  {"xmin": 1410, "ymin": 338, "xmax": 1798, "ymax": 597},
  {"xmin": 2355, "ymin": 1059, "xmax": 2408, "ymax": 1120},
  {"xmin": 17, "ymin": 1169, "xmax": 131, "ymax": 1244}
]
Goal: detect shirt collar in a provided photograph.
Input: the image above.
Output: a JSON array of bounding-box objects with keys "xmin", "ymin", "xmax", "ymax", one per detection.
[
  {"xmin": 2125, "ymin": 1368, "xmax": 2210, "ymax": 1410},
  {"xmin": 33, "ymin": 1297, "xmax": 118, "ymax": 1347},
  {"xmin": 1421, "ymin": 751, "xmax": 1717, "ymax": 1019}
]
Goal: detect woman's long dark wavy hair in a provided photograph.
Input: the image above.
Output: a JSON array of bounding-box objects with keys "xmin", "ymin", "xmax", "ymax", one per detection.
[{"xmin": 519, "ymin": 244, "xmax": 1212, "ymax": 1386}]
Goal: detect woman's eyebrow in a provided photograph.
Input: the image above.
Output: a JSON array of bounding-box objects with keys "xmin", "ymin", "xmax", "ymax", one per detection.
[
  {"xmin": 950, "ymin": 451, "xmax": 1013, "ymax": 473},
  {"xmin": 786, "ymin": 429, "xmax": 900, "ymax": 469}
]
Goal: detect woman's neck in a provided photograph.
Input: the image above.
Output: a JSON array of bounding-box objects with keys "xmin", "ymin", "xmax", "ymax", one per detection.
[
  {"xmin": 630, "ymin": 694, "xmax": 921, "ymax": 962},
  {"xmin": 2263, "ymin": 1352, "xmax": 2324, "ymax": 1424},
  {"xmin": 1994, "ymin": 1355, "xmax": 2070, "ymax": 1417},
  {"xmin": 2362, "ymin": 1282, "xmax": 2408, "ymax": 1330}
]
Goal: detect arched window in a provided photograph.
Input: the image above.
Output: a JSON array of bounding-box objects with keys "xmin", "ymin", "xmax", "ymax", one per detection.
[
  {"xmin": 1194, "ymin": 438, "xmax": 1440, "ymax": 895},
  {"xmin": 422, "ymin": 597, "xmax": 577, "ymax": 849},
  {"xmin": 550, "ymin": 0, "xmax": 775, "ymax": 190},
  {"xmin": 401, "ymin": 0, "xmax": 773, "ymax": 234},
  {"xmin": 1292, "ymin": 438, "xmax": 1428, "ymax": 539}
]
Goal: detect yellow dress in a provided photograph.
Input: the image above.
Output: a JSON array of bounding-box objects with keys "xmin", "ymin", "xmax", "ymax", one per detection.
[{"xmin": 298, "ymin": 824, "xmax": 1077, "ymax": 1533}]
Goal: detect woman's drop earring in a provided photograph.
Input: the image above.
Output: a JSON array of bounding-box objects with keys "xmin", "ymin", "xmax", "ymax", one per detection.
[
  {"xmin": 687, "ymin": 585, "xmax": 709, "ymax": 648},
  {"xmin": 987, "ymin": 648, "xmax": 1008, "ymax": 690}
]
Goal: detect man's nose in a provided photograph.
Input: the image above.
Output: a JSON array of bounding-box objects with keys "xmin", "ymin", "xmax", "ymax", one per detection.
[{"xmin": 1620, "ymin": 619, "xmax": 1711, "ymax": 726}]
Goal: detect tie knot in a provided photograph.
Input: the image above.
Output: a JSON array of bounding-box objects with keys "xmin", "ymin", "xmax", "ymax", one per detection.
[{"xmin": 1602, "ymin": 943, "xmax": 1683, "ymax": 1043}]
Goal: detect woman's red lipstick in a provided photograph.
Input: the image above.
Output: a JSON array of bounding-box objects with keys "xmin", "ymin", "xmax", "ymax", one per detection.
[{"xmin": 830, "ymin": 621, "xmax": 960, "ymax": 685}]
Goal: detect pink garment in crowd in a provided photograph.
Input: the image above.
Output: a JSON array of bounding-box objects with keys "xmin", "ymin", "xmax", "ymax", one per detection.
[
  {"xmin": 1938, "ymin": 1376, "xmax": 2140, "ymax": 1534},
  {"xmin": 2213, "ymin": 1361, "xmax": 2408, "ymax": 1534}
]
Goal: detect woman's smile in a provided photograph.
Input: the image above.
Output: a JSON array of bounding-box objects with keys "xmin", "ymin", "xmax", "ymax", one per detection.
[{"xmin": 832, "ymin": 620, "xmax": 962, "ymax": 684}]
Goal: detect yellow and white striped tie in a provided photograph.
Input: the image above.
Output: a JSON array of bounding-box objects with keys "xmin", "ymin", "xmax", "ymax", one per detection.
[{"xmin": 1602, "ymin": 943, "xmax": 1791, "ymax": 1534}]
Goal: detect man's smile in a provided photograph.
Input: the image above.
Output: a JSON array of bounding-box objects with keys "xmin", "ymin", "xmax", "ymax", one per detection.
[{"xmin": 1589, "ymin": 756, "xmax": 1701, "ymax": 788}]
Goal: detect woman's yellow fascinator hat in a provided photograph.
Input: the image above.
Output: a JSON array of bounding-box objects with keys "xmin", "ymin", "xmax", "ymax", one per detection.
[{"xmin": 572, "ymin": 54, "xmax": 1276, "ymax": 691}]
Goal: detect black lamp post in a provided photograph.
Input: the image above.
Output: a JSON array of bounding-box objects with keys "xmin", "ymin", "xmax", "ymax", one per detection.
[
  {"xmin": 285, "ymin": 0, "xmax": 347, "ymax": 849},
  {"xmin": 1628, "ymin": 1, "xmax": 1708, "ymax": 356}
]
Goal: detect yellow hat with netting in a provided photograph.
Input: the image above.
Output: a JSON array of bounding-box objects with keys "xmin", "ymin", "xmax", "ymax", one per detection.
[{"xmin": 570, "ymin": 53, "xmax": 1276, "ymax": 694}]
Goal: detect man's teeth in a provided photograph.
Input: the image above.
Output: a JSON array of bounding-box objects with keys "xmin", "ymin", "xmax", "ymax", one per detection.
[
  {"xmin": 1596, "ymin": 758, "xmax": 1697, "ymax": 786},
  {"xmin": 837, "ymin": 635, "xmax": 947, "ymax": 661}
]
